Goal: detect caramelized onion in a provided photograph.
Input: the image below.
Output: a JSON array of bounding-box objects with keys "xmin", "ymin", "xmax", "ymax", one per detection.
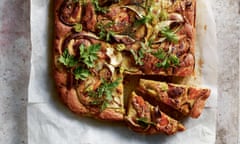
[{"xmin": 59, "ymin": 0, "xmax": 82, "ymax": 26}]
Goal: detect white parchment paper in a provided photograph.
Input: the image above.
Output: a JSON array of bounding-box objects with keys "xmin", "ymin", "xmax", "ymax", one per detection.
[{"xmin": 28, "ymin": 0, "xmax": 217, "ymax": 143}]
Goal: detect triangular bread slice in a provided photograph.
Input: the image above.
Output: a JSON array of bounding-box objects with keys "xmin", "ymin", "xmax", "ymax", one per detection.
[
  {"xmin": 137, "ymin": 79, "xmax": 211, "ymax": 118},
  {"xmin": 125, "ymin": 92, "xmax": 185, "ymax": 135}
]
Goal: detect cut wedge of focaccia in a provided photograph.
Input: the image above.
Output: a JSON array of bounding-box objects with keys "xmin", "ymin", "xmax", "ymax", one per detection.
[
  {"xmin": 126, "ymin": 92, "xmax": 185, "ymax": 135},
  {"xmin": 137, "ymin": 79, "xmax": 211, "ymax": 118}
]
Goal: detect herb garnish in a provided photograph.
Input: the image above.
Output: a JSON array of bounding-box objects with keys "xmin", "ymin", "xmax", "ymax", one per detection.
[
  {"xmin": 79, "ymin": 44, "xmax": 101, "ymax": 68},
  {"xmin": 97, "ymin": 22, "xmax": 115, "ymax": 42},
  {"xmin": 134, "ymin": 14, "xmax": 153, "ymax": 26},
  {"xmin": 58, "ymin": 44, "xmax": 101, "ymax": 80},
  {"xmin": 152, "ymin": 49, "xmax": 180, "ymax": 68},
  {"xmin": 136, "ymin": 117, "xmax": 155, "ymax": 128},
  {"xmin": 58, "ymin": 49, "xmax": 78, "ymax": 67},
  {"xmin": 88, "ymin": 78, "xmax": 122, "ymax": 111},
  {"xmin": 130, "ymin": 42, "xmax": 152, "ymax": 66},
  {"xmin": 160, "ymin": 26, "xmax": 179, "ymax": 43},
  {"xmin": 91, "ymin": 0, "xmax": 107, "ymax": 13},
  {"xmin": 130, "ymin": 48, "xmax": 145, "ymax": 66},
  {"xmin": 73, "ymin": 67, "xmax": 90, "ymax": 80}
]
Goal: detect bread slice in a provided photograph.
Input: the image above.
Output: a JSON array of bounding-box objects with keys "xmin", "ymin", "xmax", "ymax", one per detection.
[
  {"xmin": 137, "ymin": 79, "xmax": 211, "ymax": 118},
  {"xmin": 126, "ymin": 92, "xmax": 185, "ymax": 135}
]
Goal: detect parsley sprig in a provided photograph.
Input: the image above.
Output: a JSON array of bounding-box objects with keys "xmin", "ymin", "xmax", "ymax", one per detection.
[
  {"xmin": 91, "ymin": 0, "xmax": 107, "ymax": 13},
  {"xmin": 130, "ymin": 43, "xmax": 151, "ymax": 66},
  {"xmin": 58, "ymin": 49, "xmax": 78, "ymax": 67},
  {"xmin": 79, "ymin": 44, "xmax": 101, "ymax": 68},
  {"xmin": 97, "ymin": 22, "xmax": 115, "ymax": 42},
  {"xmin": 130, "ymin": 48, "xmax": 145, "ymax": 66},
  {"xmin": 88, "ymin": 78, "xmax": 121, "ymax": 111},
  {"xmin": 134, "ymin": 14, "xmax": 153, "ymax": 26},
  {"xmin": 73, "ymin": 67, "xmax": 90, "ymax": 80},
  {"xmin": 160, "ymin": 26, "xmax": 179, "ymax": 44},
  {"xmin": 58, "ymin": 44, "xmax": 101, "ymax": 80},
  {"xmin": 152, "ymin": 49, "xmax": 180, "ymax": 68}
]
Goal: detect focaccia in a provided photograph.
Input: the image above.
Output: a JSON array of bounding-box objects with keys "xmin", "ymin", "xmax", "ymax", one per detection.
[{"xmin": 53, "ymin": 0, "xmax": 209, "ymax": 135}]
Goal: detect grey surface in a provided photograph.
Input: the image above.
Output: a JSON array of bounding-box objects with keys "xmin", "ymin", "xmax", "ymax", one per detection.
[
  {"xmin": 0, "ymin": 0, "xmax": 30, "ymax": 143},
  {"xmin": 0, "ymin": 0, "xmax": 239, "ymax": 144},
  {"xmin": 214, "ymin": 0, "xmax": 240, "ymax": 144}
]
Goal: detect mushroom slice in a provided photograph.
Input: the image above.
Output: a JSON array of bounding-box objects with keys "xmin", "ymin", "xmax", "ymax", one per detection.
[{"xmin": 106, "ymin": 47, "xmax": 123, "ymax": 67}]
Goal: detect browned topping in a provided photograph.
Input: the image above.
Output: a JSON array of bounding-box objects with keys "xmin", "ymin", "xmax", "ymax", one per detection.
[
  {"xmin": 59, "ymin": 0, "xmax": 82, "ymax": 25},
  {"xmin": 82, "ymin": 2, "xmax": 97, "ymax": 31},
  {"xmin": 167, "ymin": 85, "xmax": 185, "ymax": 98}
]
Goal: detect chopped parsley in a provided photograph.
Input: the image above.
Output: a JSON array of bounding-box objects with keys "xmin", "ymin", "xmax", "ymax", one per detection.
[
  {"xmin": 134, "ymin": 14, "xmax": 153, "ymax": 26},
  {"xmin": 97, "ymin": 22, "xmax": 115, "ymax": 42},
  {"xmin": 130, "ymin": 43, "xmax": 152, "ymax": 66},
  {"xmin": 130, "ymin": 48, "xmax": 145, "ymax": 66},
  {"xmin": 152, "ymin": 49, "xmax": 180, "ymax": 69},
  {"xmin": 88, "ymin": 78, "xmax": 122, "ymax": 111},
  {"xmin": 58, "ymin": 44, "xmax": 101, "ymax": 80},
  {"xmin": 91, "ymin": 0, "xmax": 107, "ymax": 13},
  {"xmin": 58, "ymin": 49, "xmax": 78, "ymax": 67},
  {"xmin": 73, "ymin": 67, "xmax": 90, "ymax": 80},
  {"xmin": 79, "ymin": 44, "xmax": 101, "ymax": 68},
  {"xmin": 160, "ymin": 26, "xmax": 179, "ymax": 44},
  {"xmin": 136, "ymin": 117, "xmax": 155, "ymax": 128}
]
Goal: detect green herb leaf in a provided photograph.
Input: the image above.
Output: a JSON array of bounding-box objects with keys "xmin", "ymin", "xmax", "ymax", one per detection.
[
  {"xmin": 134, "ymin": 14, "xmax": 153, "ymax": 26},
  {"xmin": 58, "ymin": 49, "xmax": 78, "ymax": 67},
  {"xmin": 136, "ymin": 117, "xmax": 155, "ymax": 128},
  {"xmin": 73, "ymin": 67, "xmax": 90, "ymax": 80},
  {"xmin": 91, "ymin": 0, "xmax": 107, "ymax": 13},
  {"xmin": 88, "ymin": 78, "xmax": 122, "ymax": 111},
  {"xmin": 73, "ymin": 23, "xmax": 82, "ymax": 32},
  {"xmin": 152, "ymin": 49, "xmax": 180, "ymax": 69},
  {"xmin": 130, "ymin": 49, "xmax": 144, "ymax": 66},
  {"xmin": 130, "ymin": 42, "xmax": 152, "ymax": 66},
  {"xmin": 97, "ymin": 22, "xmax": 115, "ymax": 42},
  {"xmin": 160, "ymin": 26, "xmax": 179, "ymax": 43},
  {"xmin": 101, "ymin": 101, "xmax": 108, "ymax": 111},
  {"xmin": 152, "ymin": 49, "xmax": 166, "ymax": 60},
  {"xmin": 79, "ymin": 44, "xmax": 101, "ymax": 68},
  {"xmin": 169, "ymin": 54, "xmax": 180, "ymax": 66}
]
